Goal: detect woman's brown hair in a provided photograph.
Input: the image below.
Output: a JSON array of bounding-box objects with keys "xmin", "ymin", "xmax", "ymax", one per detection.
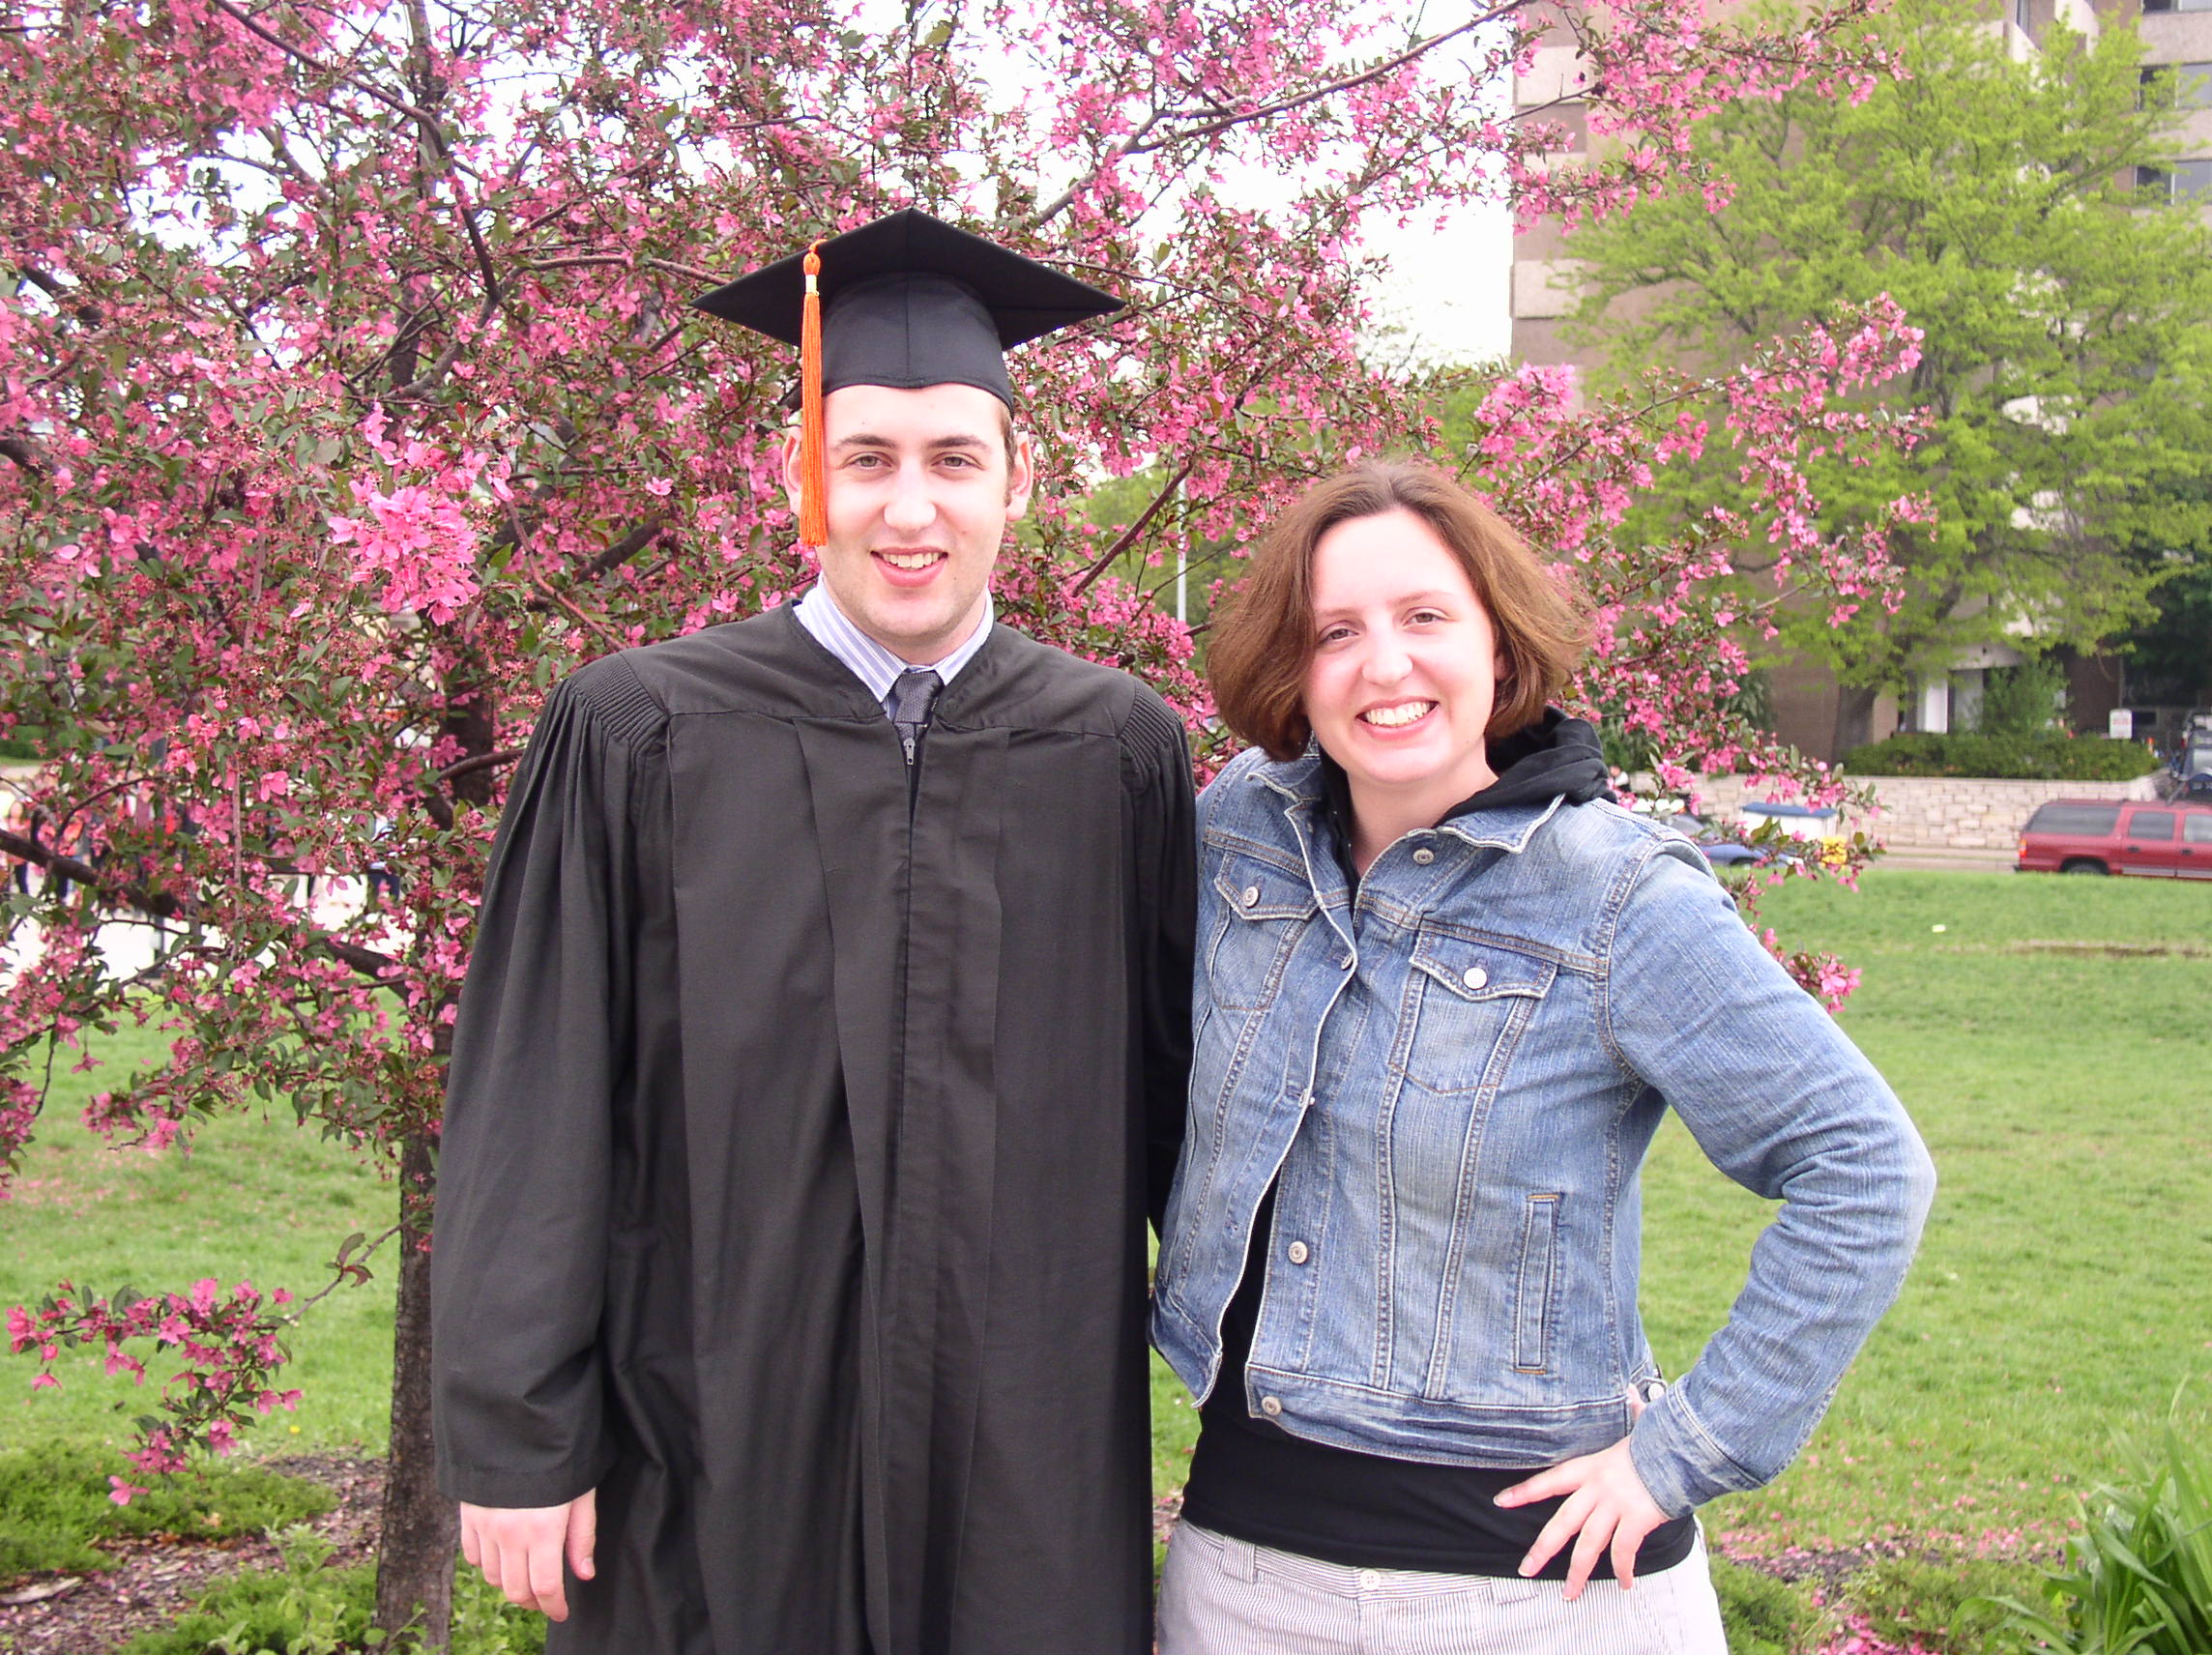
[{"xmin": 1208, "ymin": 462, "xmax": 1589, "ymax": 763}]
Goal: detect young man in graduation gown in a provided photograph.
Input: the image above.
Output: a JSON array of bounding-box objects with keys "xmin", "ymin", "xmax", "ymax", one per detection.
[{"xmin": 430, "ymin": 210, "xmax": 1197, "ymax": 1655}]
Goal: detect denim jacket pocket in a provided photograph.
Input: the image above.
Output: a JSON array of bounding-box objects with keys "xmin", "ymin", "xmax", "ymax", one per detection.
[
  {"xmin": 1205, "ymin": 860, "xmax": 1319, "ymax": 1011},
  {"xmin": 1513, "ymin": 1192, "xmax": 1563, "ymax": 1373},
  {"xmin": 1400, "ymin": 932, "xmax": 1557, "ymax": 1094}
]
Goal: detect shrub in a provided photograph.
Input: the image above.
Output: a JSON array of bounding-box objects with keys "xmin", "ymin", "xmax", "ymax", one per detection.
[
  {"xmin": 0, "ymin": 1443, "xmax": 335, "ymax": 1582},
  {"xmin": 117, "ymin": 1525, "xmax": 546, "ymax": 1655},
  {"xmin": 1842, "ymin": 732, "xmax": 2162, "ymax": 780},
  {"xmin": 1973, "ymin": 658, "xmax": 2070, "ymax": 740},
  {"xmin": 115, "ymin": 1527, "xmax": 372, "ymax": 1655},
  {"xmin": 1851, "ymin": 1552, "xmax": 2043, "ymax": 1652},
  {"xmin": 1713, "ymin": 1555, "xmax": 1822, "ymax": 1655},
  {"xmin": 1992, "ymin": 1427, "xmax": 2212, "ymax": 1655}
]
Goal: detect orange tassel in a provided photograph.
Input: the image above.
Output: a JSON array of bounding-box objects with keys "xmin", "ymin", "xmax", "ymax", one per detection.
[{"xmin": 798, "ymin": 239, "xmax": 828, "ymax": 548}]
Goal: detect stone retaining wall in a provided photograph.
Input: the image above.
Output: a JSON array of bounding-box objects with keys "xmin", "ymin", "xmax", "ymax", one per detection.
[{"xmin": 1694, "ymin": 771, "xmax": 2164, "ymax": 851}]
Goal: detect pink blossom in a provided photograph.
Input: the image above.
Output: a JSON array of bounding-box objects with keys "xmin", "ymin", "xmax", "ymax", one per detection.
[{"xmin": 0, "ymin": 0, "xmax": 1904, "ymax": 1476}]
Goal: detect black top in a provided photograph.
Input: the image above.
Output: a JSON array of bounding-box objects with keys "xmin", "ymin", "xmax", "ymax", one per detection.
[
  {"xmin": 1180, "ymin": 712, "xmax": 1699, "ymax": 1582},
  {"xmin": 691, "ymin": 208, "xmax": 1121, "ymax": 407},
  {"xmin": 432, "ymin": 606, "xmax": 1195, "ymax": 1655}
]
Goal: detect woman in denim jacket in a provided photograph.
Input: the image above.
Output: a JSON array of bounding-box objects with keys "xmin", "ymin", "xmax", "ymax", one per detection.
[{"xmin": 1152, "ymin": 463, "xmax": 1936, "ymax": 1654}]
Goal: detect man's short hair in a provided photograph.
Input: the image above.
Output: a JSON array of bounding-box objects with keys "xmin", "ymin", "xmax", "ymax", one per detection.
[{"xmin": 1208, "ymin": 461, "xmax": 1590, "ymax": 762}]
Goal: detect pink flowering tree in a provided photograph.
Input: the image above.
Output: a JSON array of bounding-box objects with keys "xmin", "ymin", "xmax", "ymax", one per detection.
[{"xmin": 1, "ymin": 0, "xmax": 1920, "ymax": 1641}]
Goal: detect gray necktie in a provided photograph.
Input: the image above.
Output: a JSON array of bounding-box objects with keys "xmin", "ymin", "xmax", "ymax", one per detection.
[{"xmin": 888, "ymin": 669, "xmax": 943, "ymax": 768}]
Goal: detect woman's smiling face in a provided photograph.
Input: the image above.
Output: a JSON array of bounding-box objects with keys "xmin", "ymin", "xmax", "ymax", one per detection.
[{"xmin": 1302, "ymin": 508, "xmax": 1504, "ymax": 818}]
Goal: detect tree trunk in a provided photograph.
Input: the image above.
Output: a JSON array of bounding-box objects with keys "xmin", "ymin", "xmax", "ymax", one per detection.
[
  {"xmin": 1832, "ymin": 682, "xmax": 1880, "ymax": 758},
  {"xmin": 374, "ymin": 14, "xmax": 474, "ymax": 1641},
  {"xmin": 373, "ymin": 1128, "xmax": 457, "ymax": 1649}
]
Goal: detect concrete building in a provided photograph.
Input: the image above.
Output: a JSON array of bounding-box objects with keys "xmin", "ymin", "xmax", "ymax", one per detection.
[{"xmin": 1510, "ymin": 0, "xmax": 2203, "ymax": 761}]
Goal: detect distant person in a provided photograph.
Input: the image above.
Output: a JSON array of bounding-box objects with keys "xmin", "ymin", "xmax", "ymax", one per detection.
[
  {"xmin": 1152, "ymin": 462, "xmax": 1936, "ymax": 1654},
  {"xmin": 363, "ymin": 816, "xmax": 398, "ymax": 907},
  {"xmin": 4, "ymin": 793, "xmax": 30, "ymax": 896}
]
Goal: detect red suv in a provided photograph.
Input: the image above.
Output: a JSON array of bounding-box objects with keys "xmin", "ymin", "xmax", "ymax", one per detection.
[{"xmin": 2016, "ymin": 798, "xmax": 2212, "ymax": 877}]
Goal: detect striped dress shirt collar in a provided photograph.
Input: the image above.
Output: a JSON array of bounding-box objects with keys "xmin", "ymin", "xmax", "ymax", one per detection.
[{"xmin": 792, "ymin": 579, "xmax": 995, "ymax": 711}]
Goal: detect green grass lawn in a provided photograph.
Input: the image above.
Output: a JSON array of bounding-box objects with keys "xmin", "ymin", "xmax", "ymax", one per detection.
[
  {"xmin": 1150, "ymin": 870, "xmax": 2212, "ymax": 1555},
  {"xmin": 0, "ymin": 1022, "xmax": 400, "ymax": 1460},
  {"xmin": 7, "ymin": 870, "xmax": 2210, "ymax": 1570},
  {"xmin": 1675, "ymin": 870, "xmax": 2212, "ymax": 1553}
]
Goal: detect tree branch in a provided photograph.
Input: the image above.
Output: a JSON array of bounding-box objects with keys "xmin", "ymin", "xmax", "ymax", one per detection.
[
  {"xmin": 15, "ymin": 264, "xmax": 102, "ymax": 326},
  {"xmin": 0, "ymin": 830, "xmax": 404, "ymax": 983},
  {"xmin": 0, "ymin": 830, "xmax": 107, "ymax": 896},
  {"xmin": 1029, "ymin": 11, "xmax": 1500, "ymax": 228},
  {"xmin": 205, "ymin": 0, "xmax": 446, "ymax": 138},
  {"xmin": 1066, "ymin": 460, "xmax": 1194, "ymax": 599},
  {"xmin": 1124, "ymin": 15, "xmax": 1494, "ymax": 159},
  {"xmin": 579, "ymin": 519, "xmax": 667, "ymax": 580},
  {"xmin": 431, "ymin": 747, "xmax": 521, "ymax": 787},
  {"xmin": 321, "ymin": 937, "xmax": 404, "ymax": 979},
  {"xmin": 518, "ymin": 520, "xmax": 669, "ymax": 611},
  {"xmin": 282, "ymin": 1224, "xmax": 407, "ymax": 1319},
  {"xmin": 447, "ymin": 177, "xmax": 503, "ymax": 324}
]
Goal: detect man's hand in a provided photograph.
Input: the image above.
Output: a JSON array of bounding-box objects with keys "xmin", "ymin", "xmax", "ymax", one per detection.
[
  {"xmin": 1494, "ymin": 1439, "xmax": 1669, "ymax": 1600},
  {"xmin": 459, "ymin": 1490, "xmax": 597, "ymax": 1621}
]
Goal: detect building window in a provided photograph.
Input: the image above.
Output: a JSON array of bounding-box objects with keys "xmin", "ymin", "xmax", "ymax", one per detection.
[
  {"xmin": 2138, "ymin": 160, "xmax": 2212, "ymax": 200},
  {"xmin": 2142, "ymin": 0, "xmax": 2212, "ymax": 13},
  {"xmin": 2140, "ymin": 63, "xmax": 2212, "ymax": 108},
  {"xmin": 2015, "ymin": 0, "xmax": 2031, "ymax": 28}
]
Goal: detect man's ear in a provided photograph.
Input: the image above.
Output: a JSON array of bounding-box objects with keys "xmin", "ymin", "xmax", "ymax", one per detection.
[
  {"xmin": 777, "ymin": 424, "xmax": 805, "ymax": 519},
  {"xmin": 1003, "ymin": 433, "xmax": 1036, "ymax": 523}
]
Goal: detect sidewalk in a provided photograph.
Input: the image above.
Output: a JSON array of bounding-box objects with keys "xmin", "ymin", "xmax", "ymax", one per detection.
[
  {"xmin": 1, "ymin": 877, "xmax": 387, "ymax": 984},
  {"xmin": 1876, "ymin": 844, "xmax": 2016, "ymax": 873}
]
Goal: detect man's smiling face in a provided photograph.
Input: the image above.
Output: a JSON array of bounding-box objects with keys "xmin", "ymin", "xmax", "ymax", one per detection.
[{"xmin": 784, "ymin": 381, "xmax": 1033, "ymax": 665}]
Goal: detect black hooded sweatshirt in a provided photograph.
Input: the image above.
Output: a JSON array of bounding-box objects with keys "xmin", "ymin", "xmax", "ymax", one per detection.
[{"xmin": 1177, "ymin": 711, "xmax": 1701, "ymax": 1581}]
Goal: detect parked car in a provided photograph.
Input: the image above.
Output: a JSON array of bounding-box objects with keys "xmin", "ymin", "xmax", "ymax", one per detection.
[
  {"xmin": 2015, "ymin": 797, "xmax": 2212, "ymax": 877},
  {"xmin": 1670, "ymin": 811, "xmax": 1770, "ymax": 868},
  {"xmin": 2174, "ymin": 717, "xmax": 2212, "ymax": 798},
  {"xmin": 1737, "ymin": 798, "xmax": 1840, "ymax": 840}
]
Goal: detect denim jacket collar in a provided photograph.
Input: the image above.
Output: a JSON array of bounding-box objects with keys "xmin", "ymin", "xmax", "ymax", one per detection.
[{"xmin": 1246, "ymin": 750, "xmax": 1571, "ymax": 861}]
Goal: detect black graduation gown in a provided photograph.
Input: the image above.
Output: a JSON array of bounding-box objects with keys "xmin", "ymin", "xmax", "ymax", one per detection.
[{"xmin": 430, "ymin": 604, "xmax": 1195, "ymax": 1655}]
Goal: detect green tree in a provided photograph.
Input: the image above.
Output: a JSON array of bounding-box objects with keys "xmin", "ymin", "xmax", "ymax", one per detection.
[
  {"xmin": 1563, "ymin": 0, "xmax": 2212, "ymax": 754},
  {"xmin": 2120, "ymin": 553, "xmax": 2212, "ymax": 708}
]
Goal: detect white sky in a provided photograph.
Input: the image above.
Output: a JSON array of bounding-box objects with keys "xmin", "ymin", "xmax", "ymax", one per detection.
[
  {"xmin": 1362, "ymin": 201, "xmax": 1516, "ymax": 366},
  {"xmin": 929, "ymin": 0, "xmax": 1521, "ymax": 370}
]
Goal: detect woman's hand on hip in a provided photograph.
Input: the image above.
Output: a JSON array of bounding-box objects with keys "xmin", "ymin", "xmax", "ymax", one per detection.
[{"xmin": 1495, "ymin": 1439, "xmax": 1669, "ymax": 1599}]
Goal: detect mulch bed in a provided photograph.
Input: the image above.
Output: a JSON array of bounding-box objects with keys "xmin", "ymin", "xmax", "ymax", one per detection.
[{"xmin": 0, "ymin": 1455, "xmax": 384, "ymax": 1655}]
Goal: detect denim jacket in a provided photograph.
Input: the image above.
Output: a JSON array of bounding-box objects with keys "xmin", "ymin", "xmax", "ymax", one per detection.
[{"xmin": 1151, "ymin": 745, "xmax": 1936, "ymax": 1518}]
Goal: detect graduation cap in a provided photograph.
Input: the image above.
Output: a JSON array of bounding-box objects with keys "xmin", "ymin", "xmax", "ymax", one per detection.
[{"xmin": 692, "ymin": 208, "xmax": 1121, "ymax": 546}]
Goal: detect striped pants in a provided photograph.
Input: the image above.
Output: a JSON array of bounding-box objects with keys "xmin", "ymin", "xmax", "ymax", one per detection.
[{"xmin": 1156, "ymin": 1521, "xmax": 1729, "ymax": 1655}]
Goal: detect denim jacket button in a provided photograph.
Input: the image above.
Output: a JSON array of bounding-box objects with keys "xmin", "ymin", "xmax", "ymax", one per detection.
[
  {"xmin": 1287, "ymin": 1240, "xmax": 1310, "ymax": 1264},
  {"xmin": 1241, "ymin": 884, "xmax": 1261, "ymax": 908},
  {"xmin": 1338, "ymin": 953, "xmax": 1354, "ymax": 971},
  {"xmin": 1412, "ymin": 848, "xmax": 1435, "ymax": 864},
  {"xmin": 1259, "ymin": 1396, "xmax": 1284, "ymax": 1417},
  {"xmin": 1463, "ymin": 965, "xmax": 1489, "ymax": 989}
]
